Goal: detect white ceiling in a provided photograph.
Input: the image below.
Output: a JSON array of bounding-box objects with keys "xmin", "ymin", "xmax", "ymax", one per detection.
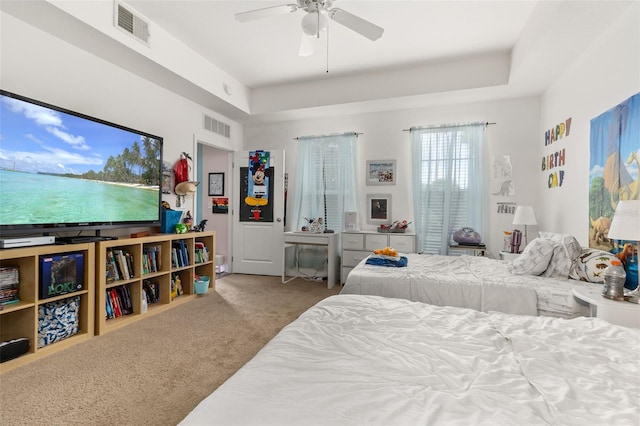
[
  {"xmin": 122, "ymin": 0, "xmax": 633, "ymax": 123},
  {"xmin": 127, "ymin": 0, "xmax": 536, "ymax": 89},
  {"xmin": 2, "ymin": 1, "xmax": 634, "ymax": 123}
]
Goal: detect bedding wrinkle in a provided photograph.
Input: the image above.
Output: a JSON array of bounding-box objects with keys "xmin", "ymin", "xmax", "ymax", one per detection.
[
  {"xmin": 342, "ymin": 253, "xmax": 602, "ymax": 318},
  {"xmin": 180, "ymin": 295, "xmax": 639, "ymax": 426},
  {"xmin": 489, "ymin": 313, "xmax": 640, "ymax": 424}
]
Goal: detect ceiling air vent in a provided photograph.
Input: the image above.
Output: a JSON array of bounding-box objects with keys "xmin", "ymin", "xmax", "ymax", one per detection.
[
  {"xmin": 203, "ymin": 113, "xmax": 231, "ymax": 139},
  {"xmin": 115, "ymin": 2, "xmax": 150, "ymax": 45}
]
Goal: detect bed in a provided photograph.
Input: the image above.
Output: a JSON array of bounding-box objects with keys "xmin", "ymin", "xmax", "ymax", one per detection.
[
  {"xmin": 341, "ymin": 233, "xmax": 615, "ymax": 318},
  {"xmin": 180, "ymin": 294, "xmax": 640, "ymax": 425}
]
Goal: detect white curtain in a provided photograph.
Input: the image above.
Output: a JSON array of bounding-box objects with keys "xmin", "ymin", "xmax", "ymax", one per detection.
[
  {"xmin": 411, "ymin": 123, "xmax": 485, "ymax": 254},
  {"xmin": 290, "ymin": 133, "xmax": 358, "ymax": 232}
]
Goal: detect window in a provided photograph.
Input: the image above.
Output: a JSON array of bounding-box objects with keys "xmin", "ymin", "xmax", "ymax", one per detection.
[
  {"xmin": 411, "ymin": 124, "xmax": 485, "ymax": 254},
  {"xmin": 290, "ymin": 134, "xmax": 357, "ymax": 232}
]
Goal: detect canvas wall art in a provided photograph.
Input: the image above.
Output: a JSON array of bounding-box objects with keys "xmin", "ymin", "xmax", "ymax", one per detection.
[{"xmin": 589, "ymin": 92, "xmax": 640, "ymax": 250}]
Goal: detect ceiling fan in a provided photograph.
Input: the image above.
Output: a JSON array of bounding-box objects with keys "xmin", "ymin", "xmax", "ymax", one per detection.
[{"xmin": 235, "ymin": 0, "xmax": 384, "ymax": 57}]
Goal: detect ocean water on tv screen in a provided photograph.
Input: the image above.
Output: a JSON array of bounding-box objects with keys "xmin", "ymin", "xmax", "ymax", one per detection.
[{"xmin": 0, "ymin": 169, "xmax": 159, "ymax": 226}]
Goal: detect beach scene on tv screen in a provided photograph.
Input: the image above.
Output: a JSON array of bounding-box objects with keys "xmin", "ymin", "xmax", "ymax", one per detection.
[{"xmin": 0, "ymin": 94, "xmax": 161, "ymax": 226}]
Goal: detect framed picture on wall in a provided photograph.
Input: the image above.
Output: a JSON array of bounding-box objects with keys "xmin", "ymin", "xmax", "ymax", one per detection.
[
  {"xmin": 367, "ymin": 194, "xmax": 392, "ymax": 224},
  {"xmin": 366, "ymin": 160, "xmax": 396, "ymax": 185},
  {"xmin": 208, "ymin": 172, "xmax": 224, "ymax": 196},
  {"xmin": 212, "ymin": 197, "xmax": 229, "ymax": 214}
]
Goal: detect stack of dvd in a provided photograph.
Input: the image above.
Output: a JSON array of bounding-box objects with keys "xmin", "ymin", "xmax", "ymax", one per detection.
[{"xmin": 0, "ymin": 266, "xmax": 19, "ymax": 308}]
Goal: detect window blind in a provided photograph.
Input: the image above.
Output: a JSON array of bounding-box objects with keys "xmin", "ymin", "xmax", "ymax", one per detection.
[
  {"xmin": 411, "ymin": 124, "xmax": 484, "ymax": 254},
  {"xmin": 291, "ymin": 134, "xmax": 357, "ymax": 233}
]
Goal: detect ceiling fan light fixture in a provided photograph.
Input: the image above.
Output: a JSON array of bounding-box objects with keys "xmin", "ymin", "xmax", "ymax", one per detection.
[{"xmin": 301, "ymin": 11, "xmax": 328, "ymax": 36}]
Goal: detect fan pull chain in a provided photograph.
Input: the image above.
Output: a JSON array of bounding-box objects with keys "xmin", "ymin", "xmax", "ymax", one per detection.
[{"xmin": 326, "ymin": 24, "xmax": 330, "ymax": 74}]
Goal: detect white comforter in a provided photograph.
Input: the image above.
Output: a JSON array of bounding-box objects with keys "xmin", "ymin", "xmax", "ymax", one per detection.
[
  {"xmin": 180, "ymin": 295, "xmax": 640, "ymax": 426},
  {"xmin": 341, "ymin": 253, "xmax": 595, "ymax": 317}
]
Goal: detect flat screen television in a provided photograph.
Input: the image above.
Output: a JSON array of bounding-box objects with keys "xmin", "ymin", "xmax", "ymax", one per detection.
[{"xmin": 0, "ymin": 90, "xmax": 163, "ymax": 238}]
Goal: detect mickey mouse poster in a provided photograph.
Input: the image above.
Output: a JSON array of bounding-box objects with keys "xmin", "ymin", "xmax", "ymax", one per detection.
[{"xmin": 240, "ymin": 150, "xmax": 274, "ymax": 221}]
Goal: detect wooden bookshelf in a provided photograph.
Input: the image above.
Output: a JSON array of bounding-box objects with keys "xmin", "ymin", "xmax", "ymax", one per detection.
[
  {"xmin": 95, "ymin": 232, "xmax": 215, "ymax": 335},
  {"xmin": 0, "ymin": 243, "xmax": 95, "ymax": 373}
]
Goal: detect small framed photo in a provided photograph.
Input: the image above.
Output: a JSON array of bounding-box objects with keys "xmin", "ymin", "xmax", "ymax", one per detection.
[
  {"xmin": 366, "ymin": 160, "xmax": 396, "ymax": 185},
  {"xmin": 212, "ymin": 197, "xmax": 229, "ymax": 214},
  {"xmin": 367, "ymin": 194, "xmax": 392, "ymax": 224},
  {"xmin": 208, "ymin": 172, "xmax": 224, "ymax": 196}
]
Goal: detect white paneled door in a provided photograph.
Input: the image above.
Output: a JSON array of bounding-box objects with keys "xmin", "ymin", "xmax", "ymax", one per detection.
[{"xmin": 232, "ymin": 150, "xmax": 285, "ymax": 275}]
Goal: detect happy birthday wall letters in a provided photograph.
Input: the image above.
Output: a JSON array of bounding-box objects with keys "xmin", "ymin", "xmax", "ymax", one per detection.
[{"xmin": 541, "ymin": 117, "xmax": 571, "ymax": 188}]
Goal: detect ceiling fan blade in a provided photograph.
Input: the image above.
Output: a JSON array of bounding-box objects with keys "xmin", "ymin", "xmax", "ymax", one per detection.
[
  {"xmin": 299, "ymin": 33, "xmax": 316, "ymax": 57},
  {"xmin": 329, "ymin": 8, "xmax": 384, "ymax": 41},
  {"xmin": 235, "ymin": 4, "xmax": 298, "ymax": 23}
]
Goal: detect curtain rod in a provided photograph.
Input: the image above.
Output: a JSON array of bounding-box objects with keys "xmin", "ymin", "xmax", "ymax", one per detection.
[
  {"xmin": 294, "ymin": 131, "xmax": 363, "ymax": 140},
  {"xmin": 402, "ymin": 122, "xmax": 496, "ymax": 132}
]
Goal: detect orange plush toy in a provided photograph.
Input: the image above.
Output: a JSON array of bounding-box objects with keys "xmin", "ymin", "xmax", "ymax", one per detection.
[
  {"xmin": 373, "ymin": 247, "xmax": 398, "ymax": 257},
  {"xmin": 617, "ymin": 243, "xmax": 637, "ymax": 267}
]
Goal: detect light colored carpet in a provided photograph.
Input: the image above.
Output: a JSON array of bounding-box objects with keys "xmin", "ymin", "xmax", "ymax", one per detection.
[{"xmin": 0, "ymin": 274, "xmax": 340, "ymax": 426}]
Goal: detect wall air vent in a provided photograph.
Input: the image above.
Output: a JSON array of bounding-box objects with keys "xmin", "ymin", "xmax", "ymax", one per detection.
[
  {"xmin": 203, "ymin": 113, "xmax": 231, "ymax": 139},
  {"xmin": 115, "ymin": 2, "xmax": 150, "ymax": 45}
]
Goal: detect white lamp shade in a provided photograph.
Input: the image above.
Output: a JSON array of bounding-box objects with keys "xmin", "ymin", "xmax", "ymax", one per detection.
[
  {"xmin": 301, "ymin": 12, "xmax": 328, "ymax": 36},
  {"xmin": 608, "ymin": 200, "xmax": 640, "ymax": 241},
  {"xmin": 513, "ymin": 205, "xmax": 537, "ymax": 226}
]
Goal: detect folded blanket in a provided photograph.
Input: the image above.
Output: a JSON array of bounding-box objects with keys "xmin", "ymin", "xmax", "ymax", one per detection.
[{"xmin": 366, "ymin": 254, "xmax": 408, "ymax": 267}]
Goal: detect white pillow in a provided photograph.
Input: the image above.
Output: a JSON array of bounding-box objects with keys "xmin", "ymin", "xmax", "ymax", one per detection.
[
  {"xmin": 538, "ymin": 232, "xmax": 582, "ymax": 278},
  {"xmin": 508, "ymin": 238, "xmax": 556, "ymax": 276},
  {"xmin": 569, "ymin": 248, "xmax": 618, "ymax": 283}
]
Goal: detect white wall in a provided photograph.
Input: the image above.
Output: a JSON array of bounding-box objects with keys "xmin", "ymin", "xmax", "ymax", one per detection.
[
  {"xmin": 4, "ymin": 2, "xmax": 637, "ymax": 257},
  {"xmin": 198, "ymin": 143, "xmax": 231, "ymax": 269},
  {"xmin": 244, "ymin": 96, "xmax": 541, "ymax": 258},
  {"xmin": 245, "ymin": 2, "xmax": 640, "ymax": 257},
  {"xmin": 539, "ymin": 3, "xmax": 640, "ymax": 246},
  {"xmin": 1, "ymin": 12, "xmax": 243, "ymax": 236}
]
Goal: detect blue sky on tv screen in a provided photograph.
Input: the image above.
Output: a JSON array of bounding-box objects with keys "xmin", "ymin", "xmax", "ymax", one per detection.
[{"xmin": 0, "ymin": 94, "xmax": 156, "ymax": 176}]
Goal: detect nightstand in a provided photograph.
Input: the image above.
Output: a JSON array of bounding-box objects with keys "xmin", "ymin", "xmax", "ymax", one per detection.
[
  {"xmin": 499, "ymin": 251, "xmax": 520, "ymax": 260},
  {"xmin": 572, "ymin": 285, "xmax": 640, "ymax": 328},
  {"xmin": 448, "ymin": 244, "xmax": 486, "ymax": 256}
]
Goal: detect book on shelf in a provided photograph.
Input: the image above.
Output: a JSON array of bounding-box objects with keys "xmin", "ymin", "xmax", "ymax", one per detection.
[
  {"xmin": 125, "ymin": 251, "xmax": 134, "ymax": 278},
  {"xmin": 143, "ymin": 244, "xmax": 162, "ymax": 273},
  {"xmin": 109, "ymin": 289, "xmax": 122, "ymax": 317},
  {"xmin": 171, "ymin": 241, "xmax": 189, "ymax": 268},
  {"xmin": 105, "ymin": 295, "xmax": 114, "ymax": 319},
  {"xmin": 106, "ymin": 250, "xmax": 121, "ymax": 281},
  {"xmin": 143, "ymin": 280, "xmax": 160, "ymax": 304},
  {"xmin": 0, "ymin": 266, "xmax": 20, "ymax": 306},
  {"xmin": 194, "ymin": 242, "xmax": 209, "ymax": 264},
  {"xmin": 106, "ymin": 249, "xmax": 136, "ymax": 281},
  {"xmin": 107, "ymin": 249, "xmax": 129, "ymax": 281},
  {"xmin": 105, "ymin": 284, "xmax": 133, "ymax": 319}
]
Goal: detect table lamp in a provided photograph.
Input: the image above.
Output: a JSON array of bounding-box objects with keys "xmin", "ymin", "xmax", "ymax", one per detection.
[
  {"xmin": 607, "ymin": 200, "xmax": 640, "ymax": 303},
  {"xmin": 513, "ymin": 205, "xmax": 537, "ymax": 249}
]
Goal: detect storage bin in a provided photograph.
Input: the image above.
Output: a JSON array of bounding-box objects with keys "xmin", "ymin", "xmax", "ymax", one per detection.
[
  {"xmin": 161, "ymin": 209, "xmax": 182, "ymax": 234},
  {"xmin": 194, "ymin": 276, "xmax": 210, "ymax": 294},
  {"xmin": 38, "ymin": 295, "xmax": 80, "ymax": 348}
]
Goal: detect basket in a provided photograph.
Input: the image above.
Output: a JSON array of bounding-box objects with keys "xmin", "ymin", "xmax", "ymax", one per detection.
[
  {"xmin": 160, "ymin": 209, "xmax": 183, "ymax": 234},
  {"xmin": 194, "ymin": 276, "xmax": 210, "ymax": 295},
  {"xmin": 377, "ymin": 226, "xmax": 406, "ymax": 233}
]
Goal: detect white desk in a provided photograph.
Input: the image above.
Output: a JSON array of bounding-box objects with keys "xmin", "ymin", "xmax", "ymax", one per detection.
[
  {"xmin": 282, "ymin": 231, "xmax": 339, "ymax": 289},
  {"xmin": 572, "ymin": 286, "xmax": 640, "ymax": 328}
]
